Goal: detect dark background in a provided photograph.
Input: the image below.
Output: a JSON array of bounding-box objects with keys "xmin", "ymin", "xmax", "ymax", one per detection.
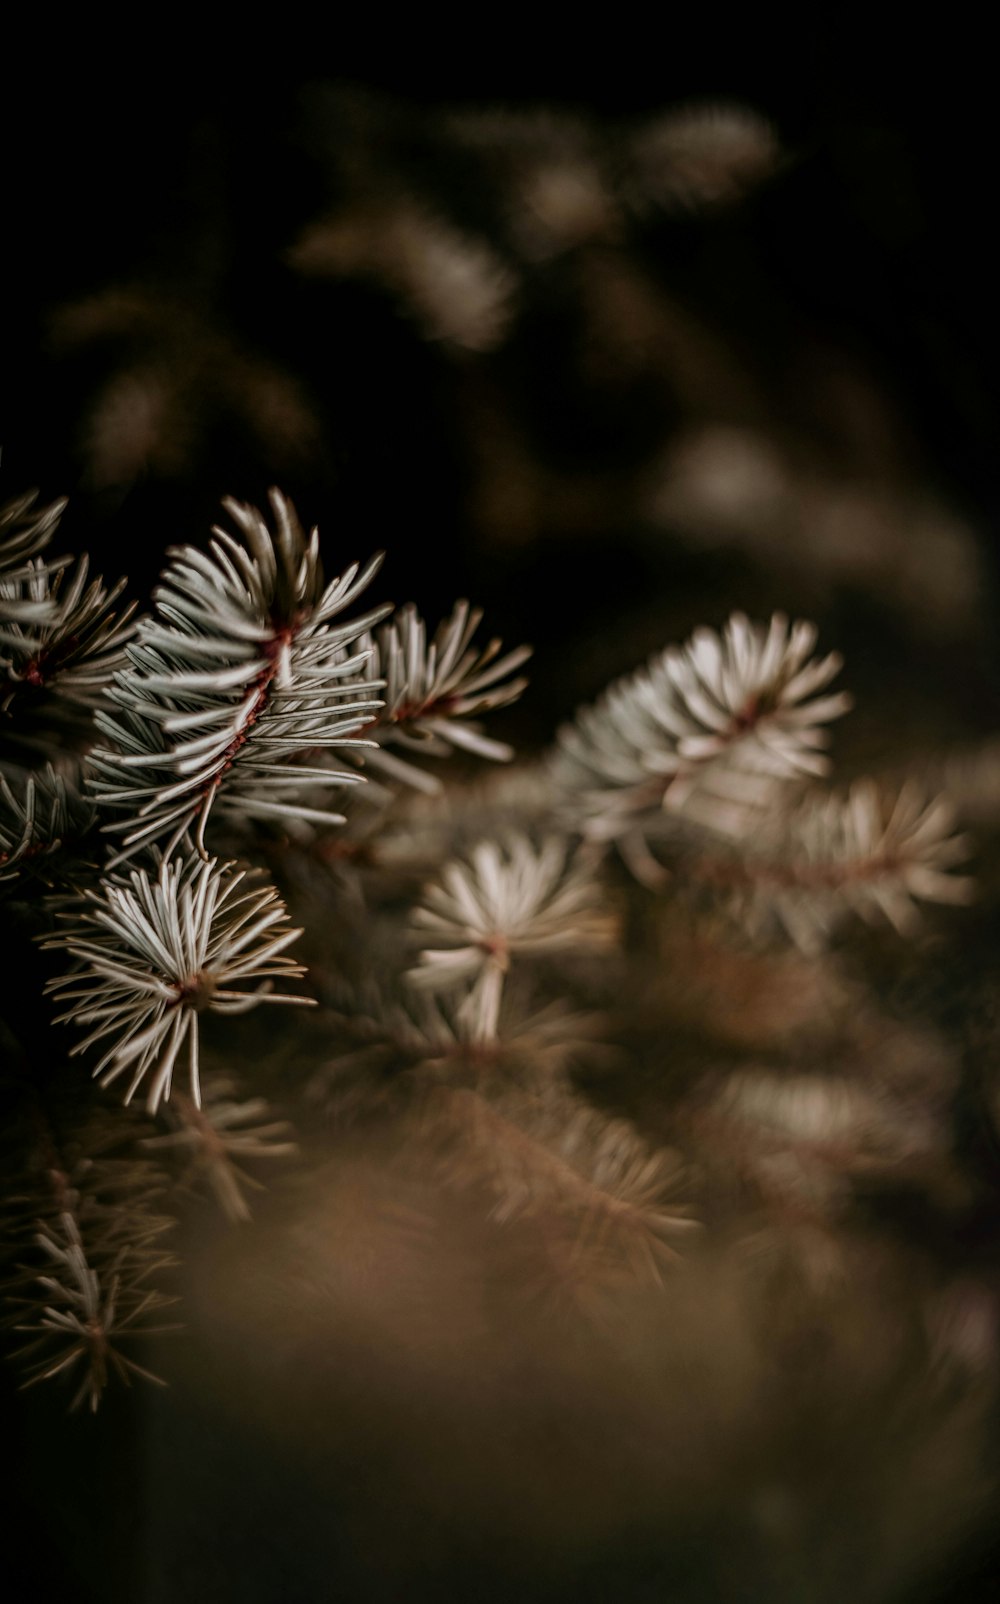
[{"xmin": 4, "ymin": 37, "xmax": 1000, "ymax": 582}]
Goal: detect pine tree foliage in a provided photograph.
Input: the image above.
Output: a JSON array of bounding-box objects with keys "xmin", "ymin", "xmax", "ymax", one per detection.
[
  {"xmin": 0, "ymin": 487, "xmax": 134, "ymax": 772},
  {"xmin": 140, "ymin": 1072, "xmax": 297, "ymax": 1224},
  {"xmin": 0, "ymin": 490, "xmax": 68, "ymax": 635},
  {"xmin": 3, "ymin": 1112, "xmax": 177, "ymax": 1413},
  {"xmin": 42, "ymin": 856, "xmax": 314, "ymax": 1113},
  {"xmin": 359, "ymin": 601, "xmax": 531, "ymax": 791},
  {"xmin": 308, "ymin": 974, "xmax": 610, "ymax": 1125},
  {"xmin": 0, "ymin": 554, "xmax": 135, "ymax": 717},
  {"xmin": 0, "ymin": 476, "xmax": 979, "ymax": 1417},
  {"xmin": 291, "ymin": 194, "xmax": 520, "ymax": 353},
  {"xmin": 48, "ymin": 288, "xmax": 322, "ymax": 492},
  {"xmin": 290, "ymin": 92, "xmax": 784, "ymax": 353},
  {"xmin": 408, "ymin": 834, "xmax": 618, "ymax": 1041},
  {"xmin": 678, "ymin": 779, "xmax": 973, "ymax": 952},
  {"xmin": 88, "ymin": 490, "xmax": 388, "ymax": 863},
  {"xmin": 0, "ymin": 766, "xmax": 97, "ymax": 882},
  {"xmin": 9, "ymin": 87, "xmax": 1000, "ymax": 1600},
  {"xmin": 424, "ymin": 1082, "xmax": 698, "ymax": 1286},
  {"xmin": 697, "ymin": 1065, "xmax": 944, "ymax": 1215},
  {"xmin": 553, "ymin": 612, "xmax": 852, "ymax": 841},
  {"xmin": 624, "ymin": 102, "xmax": 782, "ymax": 213},
  {"xmin": 11, "ymin": 1209, "xmax": 175, "ymax": 1413}
]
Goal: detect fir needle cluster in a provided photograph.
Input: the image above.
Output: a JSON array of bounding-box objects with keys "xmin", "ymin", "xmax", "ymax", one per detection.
[
  {"xmin": 0, "ymin": 555, "xmax": 136, "ymax": 717},
  {"xmin": 686, "ymin": 779, "xmax": 973, "ymax": 951},
  {"xmin": 408, "ymin": 835, "xmax": 617, "ymax": 1041},
  {"xmin": 360, "ymin": 601, "xmax": 532, "ymax": 791},
  {"xmin": 0, "ymin": 490, "xmax": 68, "ymax": 631},
  {"xmin": 89, "ymin": 490, "xmax": 388, "ymax": 862},
  {"xmin": 43, "ymin": 856, "xmax": 313, "ymax": 1113},
  {"xmin": 0, "ymin": 765, "xmax": 96, "ymax": 882},
  {"xmin": 553, "ymin": 611, "xmax": 851, "ymax": 840},
  {"xmin": 429, "ymin": 1083, "xmax": 697, "ymax": 1276},
  {"xmin": 13, "ymin": 1211, "xmax": 174, "ymax": 1414},
  {"xmin": 4, "ymin": 1121, "xmax": 178, "ymax": 1414},
  {"xmin": 141, "ymin": 1073, "xmax": 298, "ymax": 1224}
]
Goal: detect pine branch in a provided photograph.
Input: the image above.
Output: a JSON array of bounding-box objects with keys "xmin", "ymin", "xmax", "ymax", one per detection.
[
  {"xmin": 423, "ymin": 1082, "xmax": 698, "ymax": 1286},
  {"xmin": 679, "ymin": 780, "xmax": 973, "ymax": 952},
  {"xmin": 0, "ymin": 490, "xmax": 69, "ymax": 642},
  {"xmin": 623, "ymin": 103, "xmax": 783, "ymax": 214},
  {"xmin": 290, "ymin": 93, "xmax": 781, "ymax": 361},
  {"xmin": 691, "ymin": 1064, "xmax": 954, "ymax": 1235},
  {"xmin": 407, "ymin": 834, "xmax": 618, "ymax": 1041},
  {"xmin": 49, "ymin": 288, "xmax": 321, "ymax": 491},
  {"xmin": 552, "ymin": 612, "xmax": 851, "ymax": 844},
  {"xmin": 141, "ymin": 1072, "xmax": 298, "ymax": 1223},
  {"xmin": 11, "ymin": 1212, "xmax": 176, "ymax": 1412},
  {"xmin": 0, "ymin": 765, "xmax": 98, "ymax": 884},
  {"xmin": 441, "ymin": 104, "xmax": 616, "ymax": 260},
  {"xmin": 3, "ymin": 1114, "xmax": 178, "ymax": 1413},
  {"xmin": 309, "ymin": 973, "xmax": 609, "ymax": 1119},
  {"xmin": 0, "ymin": 456, "xmax": 981, "ymax": 1449},
  {"xmin": 0, "ymin": 555, "xmax": 136, "ymax": 720},
  {"xmin": 88, "ymin": 490, "xmax": 388, "ymax": 863},
  {"xmin": 290, "ymin": 197, "xmax": 518, "ymax": 352},
  {"xmin": 357, "ymin": 601, "xmax": 531, "ymax": 793},
  {"xmin": 42, "ymin": 855, "xmax": 315, "ymax": 1113}
]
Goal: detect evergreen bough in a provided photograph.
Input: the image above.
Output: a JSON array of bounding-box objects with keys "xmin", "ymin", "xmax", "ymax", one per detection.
[{"xmin": 0, "ymin": 482, "xmax": 972, "ymax": 1412}]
